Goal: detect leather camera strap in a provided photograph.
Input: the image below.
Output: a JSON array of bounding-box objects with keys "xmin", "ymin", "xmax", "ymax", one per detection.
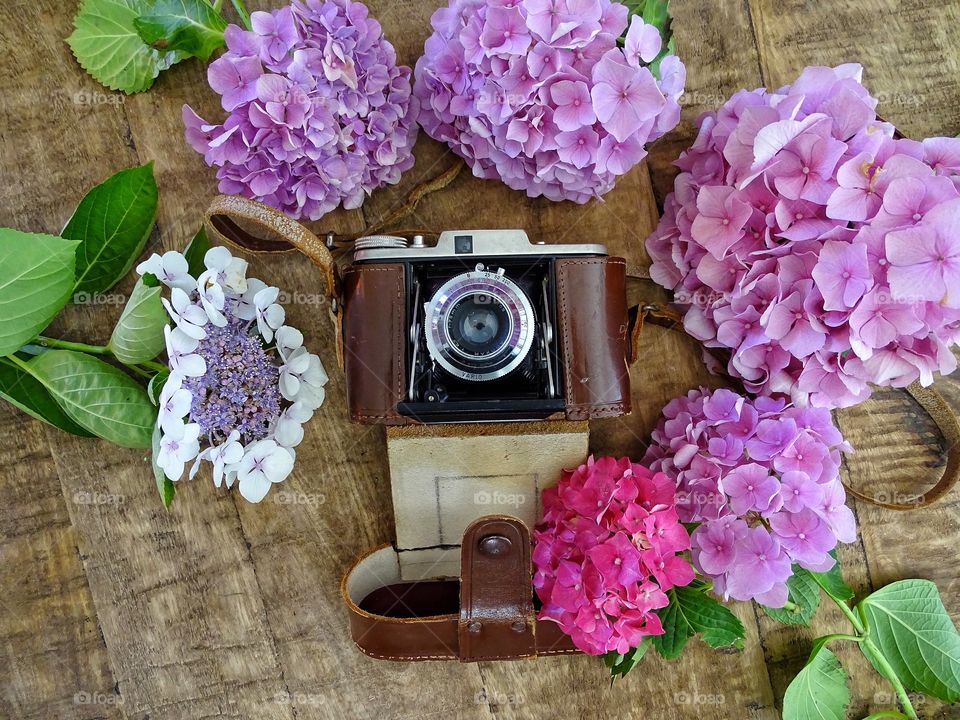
[
  {"xmin": 340, "ymin": 516, "xmax": 578, "ymax": 662},
  {"xmin": 204, "ymin": 194, "xmax": 345, "ymax": 366}
]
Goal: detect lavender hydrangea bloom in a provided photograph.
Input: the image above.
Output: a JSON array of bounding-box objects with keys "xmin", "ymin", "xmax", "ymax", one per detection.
[
  {"xmin": 643, "ymin": 387, "xmax": 855, "ymax": 607},
  {"xmin": 414, "ymin": 0, "xmax": 684, "ymax": 203},
  {"xmin": 183, "ymin": 0, "xmax": 418, "ymax": 220},
  {"xmin": 646, "ymin": 64, "xmax": 960, "ymax": 408},
  {"xmin": 141, "ymin": 246, "xmax": 327, "ymax": 503}
]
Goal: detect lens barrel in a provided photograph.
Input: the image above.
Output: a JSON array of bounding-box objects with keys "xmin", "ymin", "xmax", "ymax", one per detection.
[{"xmin": 423, "ymin": 270, "xmax": 535, "ymax": 382}]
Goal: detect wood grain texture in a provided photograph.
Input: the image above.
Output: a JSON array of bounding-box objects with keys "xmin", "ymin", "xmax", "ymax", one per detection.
[{"xmin": 1, "ymin": 0, "xmax": 959, "ymax": 718}]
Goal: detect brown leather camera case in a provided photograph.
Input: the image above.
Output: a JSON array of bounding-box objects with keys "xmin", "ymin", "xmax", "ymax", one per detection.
[{"xmin": 341, "ymin": 257, "xmax": 631, "ymax": 425}]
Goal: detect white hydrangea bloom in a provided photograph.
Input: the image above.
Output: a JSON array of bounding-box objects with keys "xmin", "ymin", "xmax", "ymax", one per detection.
[{"xmin": 152, "ymin": 246, "xmax": 326, "ymax": 503}]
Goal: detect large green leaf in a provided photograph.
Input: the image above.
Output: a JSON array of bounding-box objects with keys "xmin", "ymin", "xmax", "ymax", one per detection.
[
  {"xmin": 152, "ymin": 424, "xmax": 177, "ymax": 508},
  {"xmin": 764, "ymin": 568, "xmax": 821, "ymax": 626},
  {"xmin": 109, "ymin": 278, "xmax": 168, "ymax": 364},
  {"xmin": 67, "ymin": 0, "xmax": 181, "ymax": 94},
  {"xmin": 782, "ymin": 647, "xmax": 849, "ymax": 720},
  {"xmin": 62, "ymin": 164, "xmax": 158, "ymax": 295},
  {"xmin": 859, "ymin": 579, "xmax": 960, "ymax": 702},
  {"xmin": 0, "ymin": 230, "xmax": 78, "ymax": 356},
  {"xmin": 134, "ymin": 0, "xmax": 227, "ymax": 61},
  {"xmin": 27, "ymin": 350, "xmax": 155, "ymax": 448},
  {"xmin": 0, "ymin": 357, "xmax": 93, "ymax": 436},
  {"xmin": 653, "ymin": 584, "xmax": 745, "ymax": 660}
]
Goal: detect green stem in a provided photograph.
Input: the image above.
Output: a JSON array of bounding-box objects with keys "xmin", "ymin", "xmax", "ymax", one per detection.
[
  {"xmin": 126, "ymin": 364, "xmax": 152, "ymax": 379},
  {"xmin": 212, "ymin": 0, "xmax": 224, "ymax": 11},
  {"xmin": 827, "ymin": 595, "xmax": 917, "ymax": 720},
  {"xmin": 862, "ymin": 712, "xmax": 910, "ymax": 720},
  {"xmin": 35, "ymin": 336, "xmax": 109, "ymax": 355},
  {"xmin": 229, "ymin": 0, "xmax": 252, "ymax": 30},
  {"xmin": 862, "ymin": 636, "xmax": 918, "ymax": 720},
  {"xmin": 136, "ymin": 360, "xmax": 167, "ymax": 373},
  {"xmin": 831, "ymin": 593, "xmax": 866, "ymax": 634},
  {"xmin": 817, "ymin": 632, "xmax": 863, "ymax": 644}
]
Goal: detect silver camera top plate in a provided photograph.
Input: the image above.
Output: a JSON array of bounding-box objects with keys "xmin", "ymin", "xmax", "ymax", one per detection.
[{"xmin": 352, "ymin": 229, "xmax": 607, "ymax": 262}]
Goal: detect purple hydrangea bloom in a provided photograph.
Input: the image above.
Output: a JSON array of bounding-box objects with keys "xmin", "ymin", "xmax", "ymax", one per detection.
[
  {"xmin": 646, "ymin": 64, "xmax": 960, "ymax": 408},
  {"xmin": 413, "ymin": 0, "xmax": 685, "ymax": 203},
  {"xmin": 644, "ymin": 387, "xmax": 855, "ymax": 607},
  {"xmin": 183, "ymin": 0, "xmax": 418, "ymax": 220}
]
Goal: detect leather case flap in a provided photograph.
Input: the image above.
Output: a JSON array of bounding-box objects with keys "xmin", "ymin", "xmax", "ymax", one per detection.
[
  {"xmin": 554, "ymin": 256, "xmax": 630, "ymax": 419},
  {"xmin": 341, "ymin": 264, "xmax": 409, "ymax": 424},
  {"xmin": 458, "ymin": 516, "xmax": 536, "ymax": 661}
]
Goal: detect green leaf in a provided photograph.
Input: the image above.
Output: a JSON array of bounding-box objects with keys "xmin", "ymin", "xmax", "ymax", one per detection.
[
  {"xmin": 782, "ymin": 647, "xmax": 849, "ymax": 720},
  {"xmin": 858, "ymin": 579, "xmax": 960, "ymax": 702},
  {"xmin": 27, "ymin": 350, "xmax": 156, "ymax": 449},
  {"xmin": 134, "ymin": 0, "xmax": 227, "ymax": 61},
  {"xmin": 0, "ymin": 357, "xmax": 93, "ymax": 436},
  {"xmin": 653, "ymin": 584, "xmax": 746, "ymax": 659},
  {"xmin": 0, "ymin": 230, "xmax": 78, "ymax": 356},
  {"xmin": 67, "ymin": 0, "xmax": 181, "ymax": 94},
  {"xmin": 605, "ymin": 637, "xmax": 652, "ymax": 679},
  {"xmin": 183, "ymin": 225, "xmax": 211, "ymax": 277},
  {"xmin": 809, "ymin": 550, "xmax": 855, "ymax": 603},
  {"xmin": 147, "ymin": 370, "xmax": 170, "ymax": 405},
  {"xmin": 152, "ymin": 424, "xmax": 176, "ymax": 508},
  {"xmin": 764, "ymin": 568, "xmax": 821, "ymax": 626},
  {"xmin": 109, "ymin": 278, "xmax": 169, "ymax": 364},
  {"xmin": 63, "ymin": 164, "xmax": 158, "ymax": 295}
]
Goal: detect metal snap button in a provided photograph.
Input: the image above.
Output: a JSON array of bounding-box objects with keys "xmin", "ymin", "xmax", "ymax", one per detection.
[
  {"xmin": 510, "ymin": 621, "xmax": 527, "ymax": 633},
  {"xmin": 478, "ymin": 534, "xmax": 511, "ymax": 557},
  {"xmin": 467, "ymin": 621, "xmax": 482, "ymax": 634}
]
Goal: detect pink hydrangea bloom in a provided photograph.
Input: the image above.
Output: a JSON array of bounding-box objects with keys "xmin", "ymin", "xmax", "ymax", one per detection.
[
  {"xmin": 183, "ymin": 0, "xmax": 418, "ymax": 220},
  {"xmin": 643, "ymin": 387, "xmax": 855, "ymax": 606},
  {"xmin": 414, "ymin": 0, "xmax": 684, "ymax": 203},
  {"xmin": 645, "ymin": 64, "xmax": 960, "ymax": 408},
  {"xmin": 532, "ymin": 456, "xmax": 694, "ymax": 655}
]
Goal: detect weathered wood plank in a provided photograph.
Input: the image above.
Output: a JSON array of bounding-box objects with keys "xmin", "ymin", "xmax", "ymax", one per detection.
[{"xmin": 0, "ymin": 408, "xmax": 121, "ymax": 720}]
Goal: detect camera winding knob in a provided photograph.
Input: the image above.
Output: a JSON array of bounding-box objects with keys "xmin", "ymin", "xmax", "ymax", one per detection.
[{"xmin": 354, "ymin": 235, "xmax": 409, "ymax": 250}]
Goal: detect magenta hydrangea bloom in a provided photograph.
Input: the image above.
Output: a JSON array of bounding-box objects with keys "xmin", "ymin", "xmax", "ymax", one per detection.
[
  {"xmin": 183, "ymin": 0, "xmax": 418, "ymax": 220},
  {"xmin": 413, "ymin": 0, "xmax": 684, "ymax": 203},
  {"xmin": 643, "ymin": 387, "xmax": 855, "ymax": 607},
  {"xmin": 532, "ymin": 456, "xmax": 694, "ymax": 655},
  {"xmin": 646, "ymin": 64, "xmax": 960, "ymax": 408}
]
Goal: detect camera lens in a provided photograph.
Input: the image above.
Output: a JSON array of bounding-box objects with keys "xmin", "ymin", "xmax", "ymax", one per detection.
[
  {"xmin": 447, "ymin": 293, "xmax": 509, "ymax": 357},
  {"xmin": 424, "ymin": 270, "xmax": 535, "ymax": 382}
]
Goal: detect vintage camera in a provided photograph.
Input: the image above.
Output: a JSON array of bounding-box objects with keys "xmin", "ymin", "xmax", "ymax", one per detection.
[{"xmin": 340, "ymin": 230, "xmax": 632, "ymax": 424}]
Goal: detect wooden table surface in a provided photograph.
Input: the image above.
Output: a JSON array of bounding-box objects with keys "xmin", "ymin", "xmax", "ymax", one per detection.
[{"xmin": 2, "ymin": 1, "xmax": 959, "ymax": 718}]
